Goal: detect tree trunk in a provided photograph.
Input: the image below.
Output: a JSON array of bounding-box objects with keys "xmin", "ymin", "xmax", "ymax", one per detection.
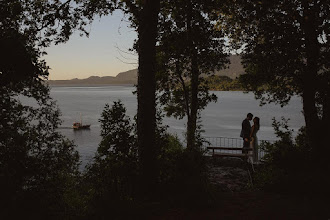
[
  {"xmin": 187, "ymin": 52, "xmax": 199, "ymax": 149},
  {"xmin": 302, "ymin": 4, "xmax": 324, "ymax": 160},
  {"xmin": 185, "ymin": 0, "xmax": 199, "ymax": 149},
  {"xmin": 137, "ymin": 0, "xmax": 160, "ymax": 197},
  {"xmin": 325, "ymin": 88, "xmax": 330, "ymax": 156}
]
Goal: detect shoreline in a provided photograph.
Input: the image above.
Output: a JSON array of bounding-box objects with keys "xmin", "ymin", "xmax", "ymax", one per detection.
[
  {"xmin": 48, "ymin": 84, "xmax": 245, "ymax": 91},
  {"xmin": 48, "ymin": 84, "xmax": 136, "ymax": 87}
]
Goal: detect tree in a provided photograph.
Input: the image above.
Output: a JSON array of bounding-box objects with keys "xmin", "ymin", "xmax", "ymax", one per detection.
[
  {"xmin": 0, "ymin": 0, "xmax": 83, "ymax": 217},
  {"xmin": 219, "ymin": 0, "xmax": 330, "ymax": 162},
  {"xmin": 80, "ymin": 0, "xmax": 160, "ymax": 195},
  {"xmin": 157, "ymin": 0, "xmax": 229, "ymax": 149},
  {"xmin": 83, "ymin": 101, "xmax": 138, "ymax": 217},
  {"xmin": 135, "ymin": 0, "xmax": 160, "ymax": 195}
]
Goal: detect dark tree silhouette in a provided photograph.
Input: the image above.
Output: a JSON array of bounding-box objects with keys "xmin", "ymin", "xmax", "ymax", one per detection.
[
  {"xmin": 157, "ymin": 0, "xmax": 228, "ymax": 149},
  {"xmin": 0, "ymin": 0, "xmax": 83, "ymax": 217},
  {"xmin": 135, "ymin": 0, "xmax": 160, "ymax": 195},
  {"xmin": 219, "ymin": 0, "xmax": 330, "ymax": 162},
  {"xmin": 79, "ymin": 0, "xmax": 160, "ymax": 196}
]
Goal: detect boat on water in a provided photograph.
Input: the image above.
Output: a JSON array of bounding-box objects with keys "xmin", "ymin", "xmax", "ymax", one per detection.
[
  {"xmin": 72, "ymin": 114, "xmax": 90, "ymax": 130},
  {"xmin": 72, "ymin": 122, "xmax": 90, "ymax": 129}
]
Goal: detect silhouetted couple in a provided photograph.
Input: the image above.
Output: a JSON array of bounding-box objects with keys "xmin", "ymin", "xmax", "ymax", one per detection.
[{"xmin": 241, "ymin": 113, "xmax": 260, "ymax": 163}]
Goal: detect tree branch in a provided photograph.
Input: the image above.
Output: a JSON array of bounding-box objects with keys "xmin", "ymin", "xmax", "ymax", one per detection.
[{"xmin": 122, "ymin": 0, "xmax": 139, "ymax": 18}]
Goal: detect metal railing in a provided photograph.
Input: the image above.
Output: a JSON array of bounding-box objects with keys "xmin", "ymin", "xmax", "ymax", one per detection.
[{"xmin": 202, "ymin": 136, "xmax": 274, "ymax": 161}]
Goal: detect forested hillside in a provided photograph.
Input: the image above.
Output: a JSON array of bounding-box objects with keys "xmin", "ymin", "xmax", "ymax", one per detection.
[{"xmin": 48, "ymin": 55, "xmax": 243, "ymax": 86}]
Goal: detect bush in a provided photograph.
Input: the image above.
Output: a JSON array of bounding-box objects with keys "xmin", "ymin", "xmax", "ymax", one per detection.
[
  {"xmin": 254, "ymin": 117, "xmax": 329, "ymax": 194},
  {"xmin": 0, "ymin": 85, "xmax": 80, "ymax": 218},
  {"xmin": 81, "ymin": 101, "xmax": 138, "ymax": 217},
  {"xmin": 82, "ymin": 100, "xmax": 211, "ymax": 218}
]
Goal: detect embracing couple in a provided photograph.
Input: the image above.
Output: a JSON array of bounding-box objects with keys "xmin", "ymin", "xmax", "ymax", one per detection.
[{"xmin": 240, "ymin": 113, "xmax": 260, "ymax": 163}]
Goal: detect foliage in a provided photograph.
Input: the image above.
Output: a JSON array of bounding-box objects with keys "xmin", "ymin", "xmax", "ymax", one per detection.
[
  {"xmin": 82, "ymin": 100, "xmax": 211, "ymax": 217},
  {"xmin": 154, "ymin": 102, "xmax": 210, "ymax": 206},
  {"xmin": 157, "ymin": 0, "xmax": 229, "ymax": 149},
  {"xmin": 0, "ymin": 1, "xmax": 85, "ymax": 218},
  {"xmin": 254, "ymin": 118, "xmax": 329, "ymax": 194},
  {"xmin": 98, "ymin": 101, "xmax": 137, "ymax": 161},
  {"xmin": 0, "ymin": 51, "xmax": 81, "ymax": 218},
  {"xmin": 154, "ymin": 105, "xmax": 209, "ymax": 206},
  {"xmin": 158, "ymin": 135, "xmax": 184, "ymax": 183},
  {"xmin": 206, "ymin": 75, "xmax": 243, "ymax": 91},
  {"xmin": 80, "ymin": 0, "xmax": 225, "ymax": 193},
  {"xmin": 80, "ymin": 0, "xmax": 161, "ymax": 191},
  {"xmin": 82, "ymin": 101, "xmax": 137, "ymax": 217},
  {"xmin": 0, "ymin": 93, "xmax": 80, "ymax": 218},
  {"xmin": 0, "ymin": 0, "xmax": 87, "ymax": 55},
  {"xmin": 218, "ymin": 0, "xmax": 330, "ymax": 157}
]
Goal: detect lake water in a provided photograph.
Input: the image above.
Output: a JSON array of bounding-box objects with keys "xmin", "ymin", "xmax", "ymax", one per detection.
[{"xmin": 50, "ymin": 86, "xmax": 304, "ymax": 167}]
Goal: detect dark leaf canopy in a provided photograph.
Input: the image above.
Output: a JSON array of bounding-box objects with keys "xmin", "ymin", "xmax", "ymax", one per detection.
[{"xmin": 219, "ymin": 0, "xmax": 330, "ymax": 106}]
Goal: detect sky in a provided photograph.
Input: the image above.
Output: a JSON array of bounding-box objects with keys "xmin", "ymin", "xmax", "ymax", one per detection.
[{"xmin": 44, "ymin": 10, "xmax": 138, "ymax": 80}]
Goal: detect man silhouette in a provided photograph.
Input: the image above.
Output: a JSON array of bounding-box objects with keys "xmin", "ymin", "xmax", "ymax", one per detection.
[{"xmin": 241, "ymin": 113, "xmax": 253, "ymax": 154}]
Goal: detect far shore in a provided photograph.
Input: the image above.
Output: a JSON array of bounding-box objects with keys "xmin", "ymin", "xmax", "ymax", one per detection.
[
  {"xmin": 48, "ymin": 84, "xmax": 136, "ymax": 87},
  {"xmin": 48, "ymin": 84, "xmax": 244, "ymax": 91}
]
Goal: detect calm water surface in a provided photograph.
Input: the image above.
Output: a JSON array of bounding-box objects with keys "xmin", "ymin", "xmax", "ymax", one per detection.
[{"xmin": 50, "ymin": 86, "xmax": 304, "ymax": 168}]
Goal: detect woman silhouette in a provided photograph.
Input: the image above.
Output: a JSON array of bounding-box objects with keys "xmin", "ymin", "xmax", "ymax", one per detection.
[{"xmin": 250, "ymin": 117, "xmax": 260, "ymax": 163}]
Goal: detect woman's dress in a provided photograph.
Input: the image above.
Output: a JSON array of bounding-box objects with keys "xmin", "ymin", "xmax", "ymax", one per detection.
[{"xmin": 250, "ymin": 125, "xmax": 259, "ymax": 163}]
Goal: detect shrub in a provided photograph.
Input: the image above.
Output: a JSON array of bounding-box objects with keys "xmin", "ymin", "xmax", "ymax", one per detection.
[
  {"xmin": 82, "ymin": 100, "xmax": 210, "ymax": 217},
  {"xmin": 81, "ymin": 101, "xmax": 138, "ymax": 217},
  {"xmin": 0, "ymin": 86, "xmax": 80, "ymax": 218},
  {"xmin": 254, "ymin": 117, "xmax": 328, "ymax": 194}
]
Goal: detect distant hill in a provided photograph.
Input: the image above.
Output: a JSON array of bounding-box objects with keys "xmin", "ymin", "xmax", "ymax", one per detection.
[
  {"xmin": 48, "ymin": 69, "xmax": 138, "ymax": 86},
  {"xmin": 214, "ymin": 55, "xmax": 245, "ymax": 79},
  {"xmin": 48, "ymin": 55, "xmax": 244, "ymax": 85}
]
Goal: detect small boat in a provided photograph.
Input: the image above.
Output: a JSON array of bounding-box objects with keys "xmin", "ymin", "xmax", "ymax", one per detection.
[
  {"xmin": 73, "ymin": 114, "xmax": 90, "ymax": 130},
  {"xmin": 72, "ymin": 122, "xmax": 90, "ymax": 129}
]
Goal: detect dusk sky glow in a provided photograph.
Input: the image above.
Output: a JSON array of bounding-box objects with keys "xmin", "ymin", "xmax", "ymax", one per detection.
[{"xmin": 45, "ymin": 10, "xmax": 137, "ymax": 80}]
